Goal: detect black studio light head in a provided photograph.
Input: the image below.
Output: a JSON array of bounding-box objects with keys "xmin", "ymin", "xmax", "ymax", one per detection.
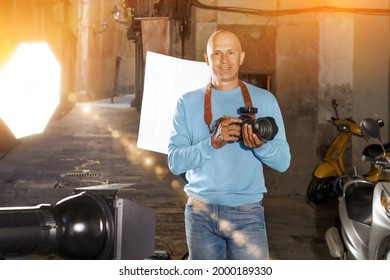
[{"xmin": 0, "ymin": 184, "xmax": 156, "ymax": 260}]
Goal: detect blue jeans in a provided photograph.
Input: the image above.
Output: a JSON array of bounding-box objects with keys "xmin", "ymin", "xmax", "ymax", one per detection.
[{"xmin": 184, "ymin": 197, "xmax": 269, "ymax": 260}]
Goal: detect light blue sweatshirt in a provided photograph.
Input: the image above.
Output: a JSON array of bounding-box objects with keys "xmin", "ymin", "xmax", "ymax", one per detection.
[{"xmin": 168, "ymin": 82, "xmax": 291, "ymax": 207}]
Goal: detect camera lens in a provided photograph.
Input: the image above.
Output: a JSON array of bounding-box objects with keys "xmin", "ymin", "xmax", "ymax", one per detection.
[{"xmin": 252, "ymin": 117, "xmax": 278, "ymax": 141}]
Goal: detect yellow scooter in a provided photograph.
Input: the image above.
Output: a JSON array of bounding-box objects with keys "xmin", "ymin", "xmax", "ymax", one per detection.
[{"xmin": 307, "ymin": 99, "xmax": 389, "ymax": 204}]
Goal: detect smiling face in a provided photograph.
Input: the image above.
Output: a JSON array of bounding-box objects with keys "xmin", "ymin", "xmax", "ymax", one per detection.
[{"xmin": 204, "ymin": 30, "xmax": 245, "ymax": 90}]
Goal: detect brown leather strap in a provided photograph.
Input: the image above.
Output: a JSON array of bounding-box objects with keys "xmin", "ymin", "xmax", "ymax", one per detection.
[
  {"xmin": 239, "ymin": 80, "xmax": 253, "ymax": 109},
  {"xmin": 204, "ymin": 80, "xmax": 254, "ymax": 134},
  {"xmin": 204, "ymin": 82, "xmax": 213, "ymax": 132}
]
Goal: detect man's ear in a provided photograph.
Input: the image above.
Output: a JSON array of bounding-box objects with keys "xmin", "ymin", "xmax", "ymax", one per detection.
[
  {"xmin": 239, "ymin": 51, "xmax": 246, "ymax": 66},
  {"xmin": 204, "ymin": 53, "xmax": 209, "ymax": 65}
]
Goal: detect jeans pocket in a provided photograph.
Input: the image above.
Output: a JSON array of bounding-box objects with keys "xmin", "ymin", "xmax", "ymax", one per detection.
[
  {"xmin": 185, "ymin": 196, "xmax": 194, "ymax": 207},
  {"xmin": 235, "ymin": 201, "xmax": 263, "ymax": 212},
  {"xmin": 186, "ymin": 197, "xmax": 209, "ymax": 214},
  {"xmin": 186, "ymin": 197, "xmax": 204, "ymax": 207}
]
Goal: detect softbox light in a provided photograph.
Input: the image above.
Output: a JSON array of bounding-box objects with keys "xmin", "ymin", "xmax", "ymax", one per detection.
[{"xmin": 0, "ymin": 42, "xmax": 61, "ymax": 139}]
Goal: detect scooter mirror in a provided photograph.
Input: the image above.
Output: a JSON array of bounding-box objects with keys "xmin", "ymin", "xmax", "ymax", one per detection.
[
  {"xmin": 360, "ymin": 118, "xmax": 381, "ymax": 140},
  {"xmin": 331, "ymin": 99, "xmax": 339, "ymax": 118}
]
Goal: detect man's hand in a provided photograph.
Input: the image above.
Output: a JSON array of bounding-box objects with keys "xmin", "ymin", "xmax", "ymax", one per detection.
[
  {"xmin": 211, "ymin": 116, "xmax": 242, "ymax": 149},
  {"xmin": 242, "ymin": 123, "xmax": 264, "ymax": 148}
]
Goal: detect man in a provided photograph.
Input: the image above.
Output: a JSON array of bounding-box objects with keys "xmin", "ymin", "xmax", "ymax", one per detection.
[{"xmin": 168, "ymin": 30, "xmax": 291, "ymax": 260}]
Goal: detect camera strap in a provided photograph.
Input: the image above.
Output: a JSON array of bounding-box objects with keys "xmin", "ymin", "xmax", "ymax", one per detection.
[{"xmin": 204, "ymin": 80, "xmax": 254, "ymax": 134}]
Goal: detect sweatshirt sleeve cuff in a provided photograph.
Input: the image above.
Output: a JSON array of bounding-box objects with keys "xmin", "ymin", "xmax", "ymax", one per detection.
[
  {"xmin": 253, "ymin": 141, "xmax": 272, "ymax": 156},
  {"xmin": 200, "ymin": 137, "xmax": 217, "ymax": 159}
]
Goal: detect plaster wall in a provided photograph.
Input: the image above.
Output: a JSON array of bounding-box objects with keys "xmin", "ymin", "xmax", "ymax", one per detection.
[
  {"xmin": 274, "ymin": 14, "xmax": 320, "ymax": 195},
  {"xmin": 75, "ymin": 0, "xmax": 135, "ymax": 100},
  {"xmin": 193, "ymin": 1, "xmax": 218, "ymax": 61},
  {"xmin": 317, "ymin": 14, "xmax": 354, "ymax": 176}
]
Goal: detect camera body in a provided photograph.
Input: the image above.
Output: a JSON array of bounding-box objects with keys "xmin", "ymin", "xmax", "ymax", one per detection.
[{"xmin": 237, "ymin": 107, "xmax": 278, "ymax": 141}]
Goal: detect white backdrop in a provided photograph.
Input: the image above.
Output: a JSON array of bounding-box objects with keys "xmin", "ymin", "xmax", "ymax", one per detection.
[{"xmin": 137, "ymin": 52, "xmax": 211, "ymax": 154}]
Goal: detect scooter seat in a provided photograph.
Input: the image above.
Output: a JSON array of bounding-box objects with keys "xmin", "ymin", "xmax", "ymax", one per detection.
[
  {"xmin": 345, "ymin": 182, "xmax": 374, "ymax": 226},
  {"xmin": 362, "ymin": 143, "xmax": 390, "ymax": 158}
]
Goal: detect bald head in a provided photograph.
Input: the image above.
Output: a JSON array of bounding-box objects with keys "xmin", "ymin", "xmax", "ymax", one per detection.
[{"xmin": 206, "ymin": 30, "xmax": 243, "ymax": 55}]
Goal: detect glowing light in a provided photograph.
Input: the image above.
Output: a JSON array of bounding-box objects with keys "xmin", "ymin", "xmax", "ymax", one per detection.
[
  {"xmin": 111, "ymin": 129, "xmax": 120, "ymax": 138},
  {"xmin": 219, "ymin": 219, "xmax": 234, "ymax": 234},
  {"xmin": 82, "ymin": 105, "xmax": 91, "ymax": 113},
  {"xmin": 0, "ymin": 42, "xmax": 61, "ymax": 139},
  {"xmin": 120, "ymin": 138, "xmax": 130, "ymax": 146},
  {"xmin": 154, "ymin": 166, "xmax": 165, "ymax": 176},
  {"xmin": 144, "ymin": 157, "xmax": 153, "ymax": 166},
  {"xmin": 73, "ymin": 223, "xmax": 86, "ymax": 233},
  {"xmin": 170, "ymin": 180, "xmax": 181, "ymax": 189},
  {"xmin": 231, "ymin": 231, "xmax": 248, "ymax": 247}
]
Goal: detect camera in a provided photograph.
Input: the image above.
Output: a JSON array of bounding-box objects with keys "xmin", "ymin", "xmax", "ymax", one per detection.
[{"xmin": 237, "ymin": 107, "xmax": 278, "ymax": 141}]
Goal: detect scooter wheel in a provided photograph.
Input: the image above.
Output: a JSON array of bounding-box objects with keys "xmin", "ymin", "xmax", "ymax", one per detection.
[{"xmin": 307, "ymin": 176, "xmax": 335, "ymax": 204}]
